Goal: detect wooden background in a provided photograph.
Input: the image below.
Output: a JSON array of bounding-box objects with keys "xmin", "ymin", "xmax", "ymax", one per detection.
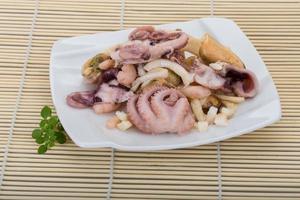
[{"xmin": 0, "ymin": 0, "xmax": 300, "ymax": 199}]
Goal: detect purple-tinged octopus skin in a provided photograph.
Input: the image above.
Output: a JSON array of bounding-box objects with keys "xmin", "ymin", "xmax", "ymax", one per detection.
[
  {"xmin": 66, "ymin": 90, "xmax": 96, "ymax": 108},
  {"xmin": 66, "ymin": 83, "xmax": 133, "ymax": 114},
  {"xmin": 192, "ymin": 59, "xmax": 258, "ymax": 98},
  {"xmin": 129, "ymin": 25, "xmax": 181, "ymax": 42},
  {"xmin": 110, "ymin": 26, "xmax": 188, "ymax": 64},
  {"xmin": 129, "ymin": 26, "xmax": 155, "ymax": 41},
  {"xmin": 218, "ymin": 65, "xmax": 259, "ymax": 98},
  {"xmin": 193, "ymin": 60, "xmax": 226, "ymax": 90}
]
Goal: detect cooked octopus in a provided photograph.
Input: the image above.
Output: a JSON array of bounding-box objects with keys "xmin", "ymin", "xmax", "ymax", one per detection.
[
  {"xmin": 95, "ymin": 83, "xmax": 134, "ymax": 103},
  {"xmin": 218, "ymin": 64, "xmax": 259, "ymax": 98},
  {"xmin": 66, "ymin": 90, "xmax": 96, "ymax": 108},
  {"xmin": 192, "ymin": 59, "xmax": 258, "ymax": 97},
  {"xmin": 127, "ymin": 86, "xmax": 195, "ymax": 134},
  {"xmin": 129, "ymin": 26, "xmax": 155, "ymax": 41},
  {"xmin": 110, "ymin": 26, "xmax": 188, "ymax": 64},
  {"xmin": 66, "ymin": 83, "xmax": 133, "ymax": 113},
  {"xmin": 193, "ymin": 59, "xmax": 226, "ymax": 90},
  {"xmin": 67, "ymin": 25, "xmax": 260, "ymax": 135},
  {"xmin": 129, "ymin": 25, "xmax": 181, "ymax": 42}
]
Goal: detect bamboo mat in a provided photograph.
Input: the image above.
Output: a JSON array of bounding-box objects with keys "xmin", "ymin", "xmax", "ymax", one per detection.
[{"xmin": 0, "ymin": 0, "xmax": 300, "ymax": 199}]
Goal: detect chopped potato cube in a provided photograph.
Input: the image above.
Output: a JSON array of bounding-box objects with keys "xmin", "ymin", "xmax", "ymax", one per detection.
[
  {"xmin": 206, "ymin": 106, "xmax": 218, "ymax": 124},
  {"xmin": 196, "ymin": 121, "xmax": 209, "ymax": 132},
  {"xmin": 214, "ymin": 114, "xmax": 228, "ymax": 126},
  {"xmin": 115, "ymin": 111, "xmax": 128, "ymax": 121},
  {"xmin": 117, "ymin": 121, "xmax": 132, "ymax": 131},
  {"xmin": 106, "ymin": 116, "xmax": 120, "ymax": 129}
]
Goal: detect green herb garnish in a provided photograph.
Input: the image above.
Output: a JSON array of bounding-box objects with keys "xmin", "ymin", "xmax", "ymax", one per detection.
[{"xmin": 32, "ymin": 106, "xmax": 67, "ymax": 154}]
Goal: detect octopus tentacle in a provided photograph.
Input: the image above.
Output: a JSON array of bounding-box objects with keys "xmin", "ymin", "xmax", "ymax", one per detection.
[
  {"xmin": 95, "ymin": 83, "xmax": 134, "ymax": 103},
  {"xmin": 66, "ymin": 83, "xmax": 133, "ymax": 114},
  {"xmin": 129, "ymin": 26, "xmax": 155, "ymax": 41},
  {"xmin": 148, "ymin": 32, "xmax": 188, "ymax": 61},
  {"xmin": 193, "ymin": 60, "xmax": 226, "ymax": 90},
  {"xmin": 163, "ymin": 91, "xmax": 181, "ymax": 107},
  {"xmin": 127, "ymin": 95, "xmax": 150, "ymax": 132},
  {"xmin": 219, "ymin": 65, "xmax": 259, "ymax": 98},
  {"xmin": 137, "ymin": 87, "xmax": 165, "ymax": 126},
  {"xmin": 129, "ymin": 26, "xmax": 182, "ymax": 43},
  {"xmin": 178, "ymin": 111, "xmax": 196, "ymax": 133},
  {"xmin": 150, "ymin": 90, "xmax": 175, "ymax": 132},
  {"xmin": 111, "ymin": 28, "xmax": 188, "ymax": 64},
  {"xmin": 170, "ymin": 98, "xmax": 190, "ymax": 132},
  {"xmin": 126, "ymin": 86, "xmax": 195, "ymax": 134},
  {"xmin": 66, "ymin": 90, "xmax": 96, "ymax": 108}
]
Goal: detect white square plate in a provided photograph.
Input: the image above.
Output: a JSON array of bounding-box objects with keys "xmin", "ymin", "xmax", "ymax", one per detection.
[{"xmin": 50, "ymin": 17, "xmax": 281, "ymax": 151}]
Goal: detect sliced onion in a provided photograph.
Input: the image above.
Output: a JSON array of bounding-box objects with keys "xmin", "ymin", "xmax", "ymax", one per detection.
[
  {"xmin": 215, "ymin": 94, "xmax": 245, "ymax": 103},
  {"xmin": 221, "ymin": 100, "xmax": 238, "ymax": 118},
  {"xmin": 131, "ymin": 68, "xmax": 169, "ymax": 92},
  {"xmin": 144, "ymin": 59, "xmax": 194, "ymax": 86},
  {"xmin": 137, "ymin": 64, "xmax": 146, "ymax": 76},
  {"xmin": 141, "ymin": 79, "xmax": 153, "ymax": 88}
]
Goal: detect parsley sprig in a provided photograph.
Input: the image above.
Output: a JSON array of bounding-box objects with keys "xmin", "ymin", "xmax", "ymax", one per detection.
[{"xmin": 32, "ymin": 106, "xmax": 67, "ymax": 154}]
